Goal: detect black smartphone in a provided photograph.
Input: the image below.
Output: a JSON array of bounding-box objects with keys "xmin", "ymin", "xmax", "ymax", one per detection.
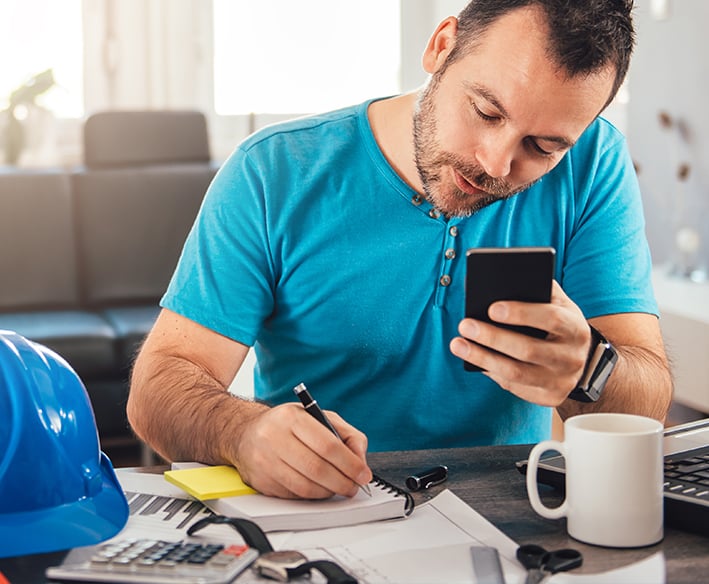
[{"xmin": 464, "ymin": 246, "xmax": 556, "ymax": 372}]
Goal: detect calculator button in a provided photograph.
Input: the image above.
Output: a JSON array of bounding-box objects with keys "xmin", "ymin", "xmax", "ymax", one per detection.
[{"xmin": 223, "ymin": 545, "xmax": 249, "ymax": 556}]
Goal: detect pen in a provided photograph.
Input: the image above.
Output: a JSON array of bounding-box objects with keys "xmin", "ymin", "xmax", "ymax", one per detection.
[
  {"xmin": 293, "ymin": 382, "xmax": 372, "ymax": 497},
  {"xmin": 405, "ymin": 465, "xmax": 448, "ymax": 491}
]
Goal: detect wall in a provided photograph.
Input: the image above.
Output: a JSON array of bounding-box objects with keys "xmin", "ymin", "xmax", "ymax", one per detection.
[
  {"xmin": 400, "ymin": 1, "xmax": 468, "ymax": 91},
  {"xmin": 627, "ymin": 0, "xmax": 709, "ymax": 276}
]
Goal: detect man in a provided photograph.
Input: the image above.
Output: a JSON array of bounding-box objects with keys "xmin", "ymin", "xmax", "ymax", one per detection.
[{"xmin": 128, "ymin": 0, "xmax": 672, "ymax": 500}]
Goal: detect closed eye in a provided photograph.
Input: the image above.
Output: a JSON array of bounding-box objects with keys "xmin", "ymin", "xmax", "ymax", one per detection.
[
  {"xmin": 472, "ymin": 102, "xmax": 501, "ymax": 123},
  {"xmin": 526, "ymin": 138, "xmax": 554, "ymax": 157}
]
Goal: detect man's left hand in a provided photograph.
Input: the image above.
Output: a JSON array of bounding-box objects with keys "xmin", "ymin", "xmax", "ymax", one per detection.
[{"xmin": 449, "ymin": 280, "xmax": 591, "ymax": 406}]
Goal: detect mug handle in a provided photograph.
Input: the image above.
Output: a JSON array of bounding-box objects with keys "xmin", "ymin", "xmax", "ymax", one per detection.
[{"xmin": 526, "ymin": 440, "xmax": 568, "ymax": 519}]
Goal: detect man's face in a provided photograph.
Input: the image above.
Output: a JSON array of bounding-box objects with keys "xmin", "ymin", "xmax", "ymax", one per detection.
[{"xmin": 414, "ymin": 8, "xmax": 615, "ymax": 218}]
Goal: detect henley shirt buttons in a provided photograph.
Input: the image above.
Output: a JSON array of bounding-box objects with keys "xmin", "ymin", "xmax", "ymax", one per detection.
[
  {"xmin": 449, "ymin": 226, "xmax": 458, "ymax": 237},
  {"xmin": 445, "ymin": 248, "xmax": 456, "ymax": 260},
  {"xmin": 429, "ymin": 209, "xmax": 441, "ymax": 219},
  {"xmin": 440, "ymin": 275, "xmax": 451, "ymax": 286},
  {"xmin": 412, "ymin": 194, "xmax": 424, "ymax": 206}
]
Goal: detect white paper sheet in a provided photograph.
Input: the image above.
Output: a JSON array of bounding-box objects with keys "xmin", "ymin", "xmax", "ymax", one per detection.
[{"xmin": 548, "ymin": 552, "xmax": 665, "ymax": 584}]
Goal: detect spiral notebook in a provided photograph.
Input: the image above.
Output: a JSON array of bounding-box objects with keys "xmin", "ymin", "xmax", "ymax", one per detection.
[{"xmin": 166, "ymin": 463, "xmax": 414, "ymax": 532}]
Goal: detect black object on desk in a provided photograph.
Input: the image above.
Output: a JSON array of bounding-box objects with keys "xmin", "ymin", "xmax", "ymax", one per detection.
[
  {"xmin": 516, "ymin": 544, "xmax": 582, "ymax": 584},
  {"xmin": 405, "ymin": 465, "xmax": 448, "ymax": 491}
]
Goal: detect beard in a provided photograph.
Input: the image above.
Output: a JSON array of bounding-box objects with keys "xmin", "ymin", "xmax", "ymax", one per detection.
[{"xmin": 412, "ymin": 75, "xmax": 538, "ymax": 218}]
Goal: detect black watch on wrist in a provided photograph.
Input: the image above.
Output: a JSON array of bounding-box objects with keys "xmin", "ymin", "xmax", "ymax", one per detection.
[{"xmin": 568, "ymin": 325, "xmax": 618, "ymax": 403}]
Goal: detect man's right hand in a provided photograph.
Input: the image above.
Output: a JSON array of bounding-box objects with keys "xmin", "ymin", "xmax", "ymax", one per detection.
[
  {"xmin": 127, "ymin": 308, "xmax": 371, "ymax": 501},
  {"xmin": 230, "ymin": 403, "xmax": 372, "ymax": 499}
]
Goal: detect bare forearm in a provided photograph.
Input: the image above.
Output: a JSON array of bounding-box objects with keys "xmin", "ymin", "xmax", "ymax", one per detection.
[
  {"xmin": 558, "ymin": 344, "xmax": 673, "ymax": 422},
  {"xmin": 127, "ymin": 353, "xmax": 267, "ymax": 464}
]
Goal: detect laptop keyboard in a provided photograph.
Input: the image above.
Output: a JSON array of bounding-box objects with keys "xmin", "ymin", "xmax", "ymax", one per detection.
[
  {"xmin": 664, "ymin": 445, "xmax": 709, "ymax": 503},
  {"xmin": 662, "ymin": 445, "xmax": 709, "ymax": 535}
]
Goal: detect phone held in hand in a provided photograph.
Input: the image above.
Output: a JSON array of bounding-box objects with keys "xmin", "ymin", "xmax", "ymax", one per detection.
[{"xmin": 464, "ymin": 246, "xmax": 556, "ymax": 372}]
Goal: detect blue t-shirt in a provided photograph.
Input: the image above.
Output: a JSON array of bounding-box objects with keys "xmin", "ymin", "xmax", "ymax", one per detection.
[{"xmin": 162, "ymin": 99, "xmax": 657, "ymax": 451}]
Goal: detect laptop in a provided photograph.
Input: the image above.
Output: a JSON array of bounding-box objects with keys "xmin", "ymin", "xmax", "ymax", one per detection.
[{"xmin": 516, "ymin": 418, "xmax": 709, "ymax": 536}]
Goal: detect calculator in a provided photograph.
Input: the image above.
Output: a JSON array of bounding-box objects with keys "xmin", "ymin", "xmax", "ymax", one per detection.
[{"xmin": 45, "ymin": 538, "xmax": 259, "ymax": 584}]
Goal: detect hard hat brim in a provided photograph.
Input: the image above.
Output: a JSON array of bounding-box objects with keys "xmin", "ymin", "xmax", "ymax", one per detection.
[{"xmin": 0, "ymin": 453, "xmax": 129, "ymax": 558}]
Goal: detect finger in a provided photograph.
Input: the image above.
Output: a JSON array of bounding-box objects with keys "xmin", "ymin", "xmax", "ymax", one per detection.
[
  {"xmin": 279, "ymin": 436, "xmax": 361, "ymax": 499},
  {"xmin": 453, "ymin": 321, "xmax": 583, "ymax": 395},
  {"xmin": 327, "ymin": 411, "xmax": 370, "ymax": 461},
  {"xmin": 240, "ymin": 436, "xmax": 351, "ymax": 499},
  {"xmin": 550, "ymin": 279, "xmax": 575, "ymax": 308},
  {"xmin": 487, "ymin": 281, "xmax": 583, "ymax": 341},
  {"xmin": 450, "ymin": 333, "xmax": 500, "ymax": 372},
  {"xmin": 292, "ymin": 411, "xmax": 372, "ymax": 492},
  {"xmin": 457, "ymin": 318, "xmax": 550, "ymax": 369}
]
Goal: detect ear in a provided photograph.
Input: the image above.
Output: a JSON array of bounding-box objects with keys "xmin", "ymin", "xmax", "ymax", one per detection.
[{"xmin": 422, "ymin": 17, "xmax": 459, "ymax": 74}]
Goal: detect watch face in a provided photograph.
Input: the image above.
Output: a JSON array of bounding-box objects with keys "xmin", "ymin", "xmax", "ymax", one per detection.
[{"xmin": 253, "ymin": 550, "xmax": 308, "ymax": 582}]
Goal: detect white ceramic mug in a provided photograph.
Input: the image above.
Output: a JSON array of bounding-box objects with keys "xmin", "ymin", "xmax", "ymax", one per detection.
[{"xmin": 526, "ymin": 412, "xmax": 664, "ymax": 547}]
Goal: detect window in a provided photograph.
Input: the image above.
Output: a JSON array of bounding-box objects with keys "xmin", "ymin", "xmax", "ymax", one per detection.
[
  {"xmin": 0, "ymin": 0, "xmax": 83, "ymax": 118},
  {"xmin": 213, "ymin": 0, "xmax": 401, "ymax": 115}
]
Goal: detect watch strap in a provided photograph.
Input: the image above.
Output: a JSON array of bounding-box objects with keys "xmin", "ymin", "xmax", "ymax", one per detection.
[
  {"xmin": 568, "ymin": 325, "xmax": 617, "ymax": 403},
  {"xmin": 186, "ymin": 515, "xmax": 274, "ymax": 554},
  {"xmin": 289, "ymin": 559, "xmax": 358, "ymax": 583}
]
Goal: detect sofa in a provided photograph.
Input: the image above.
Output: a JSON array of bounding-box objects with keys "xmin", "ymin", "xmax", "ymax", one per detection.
[{"xmin": 0, "ymin": 110, "xmax": 218, "ymax": 464}]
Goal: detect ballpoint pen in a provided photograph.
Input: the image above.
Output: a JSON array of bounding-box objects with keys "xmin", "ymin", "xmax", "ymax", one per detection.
[{"xmin": 293, "ymin": 382, "xmax": 372, "ymax": 497}]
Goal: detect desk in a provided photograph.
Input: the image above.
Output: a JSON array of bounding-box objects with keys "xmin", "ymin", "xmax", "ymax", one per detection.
[{"xmin": 2, "ymin": 444, "xmax": 707, "ymax": 583}]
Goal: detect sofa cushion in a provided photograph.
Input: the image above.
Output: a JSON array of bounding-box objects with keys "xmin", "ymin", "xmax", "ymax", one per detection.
[
  {"xmin": 0, "ymin": 171, "xmax": 80, "ymax": 311},
  {"xmin": 0, "ymin": 310, "xmax": 116, "ymax": 378},
  {"xmin": 102, "ymin": 305, "xmax": 161, "ymax": 368},
  {"xmin": 72, "ymin": 165, "xmax": 213, "ymax": 307},
  {"xmin": 84, "ymin": 111, "xmax": 211, "ymax": 168}
]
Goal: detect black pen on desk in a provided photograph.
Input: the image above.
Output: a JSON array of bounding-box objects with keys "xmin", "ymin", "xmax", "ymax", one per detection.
[{"xmin": 293, "ymin": 382, "xmax": 372, "ymax": 497}]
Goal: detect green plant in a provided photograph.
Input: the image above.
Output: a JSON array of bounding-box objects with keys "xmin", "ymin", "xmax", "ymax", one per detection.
[{"xmin": 1, "ymin": 69, "xmax": 55, "ymax": 165}]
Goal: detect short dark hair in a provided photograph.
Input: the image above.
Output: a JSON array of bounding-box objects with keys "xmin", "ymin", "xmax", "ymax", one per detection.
[{"xmin": 447, "ymin": 0, "xmax": 635, "ymax": 107}]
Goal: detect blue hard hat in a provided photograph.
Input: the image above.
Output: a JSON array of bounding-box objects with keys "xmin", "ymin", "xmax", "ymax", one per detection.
[{"xmin": 0, "ymin": 330, "xmax": 129, "ymax": 558}]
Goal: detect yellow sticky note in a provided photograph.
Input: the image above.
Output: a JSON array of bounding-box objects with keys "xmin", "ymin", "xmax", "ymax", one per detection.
[{"xmin": 164, "ymin": 465, "xmax": 257, "ymax": 500}]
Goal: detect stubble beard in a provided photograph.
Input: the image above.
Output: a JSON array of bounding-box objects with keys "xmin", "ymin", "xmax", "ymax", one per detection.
[{"xmin": 412, "ymin": 75, "xmax": 536, "ymax": 219}]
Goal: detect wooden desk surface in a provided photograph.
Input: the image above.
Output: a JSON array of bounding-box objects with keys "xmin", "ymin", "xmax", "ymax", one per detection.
[{"xmin": 2, "ymin": 444, "xmax": 707, "ymax": 583}]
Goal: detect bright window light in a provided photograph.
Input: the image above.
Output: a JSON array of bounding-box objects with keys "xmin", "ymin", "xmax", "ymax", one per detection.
[
  {"xmin": 0, "ymin": 0, "xmax": 84, "ymax": 117},
  {"xmin": 213, "ymin": 0, "xmax": 401, "ymax": 115}
]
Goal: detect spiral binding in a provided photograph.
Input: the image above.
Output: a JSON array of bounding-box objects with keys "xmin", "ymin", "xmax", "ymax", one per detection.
[{"xmin": 371, "ymin": 474, "xmax": 415, "ymax": 516}]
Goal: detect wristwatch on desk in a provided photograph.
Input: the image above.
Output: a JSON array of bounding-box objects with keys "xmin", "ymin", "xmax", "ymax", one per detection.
[
  {"xmin": 187, "ymin": 514, "xmax": 357, "ymax": 583},
  {"xmin": 252, "ymin": 550, "xmax": 357, "ymax": 583},
  {"xmin": 568, "ymin": 325, "xmax": 618, "ymax": 403}
]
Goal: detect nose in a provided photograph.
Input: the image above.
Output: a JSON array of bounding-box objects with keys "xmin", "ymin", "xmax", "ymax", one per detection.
[{"xmin": 475, "ymin": 135, "xmax": 514, "ymax": 178}]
